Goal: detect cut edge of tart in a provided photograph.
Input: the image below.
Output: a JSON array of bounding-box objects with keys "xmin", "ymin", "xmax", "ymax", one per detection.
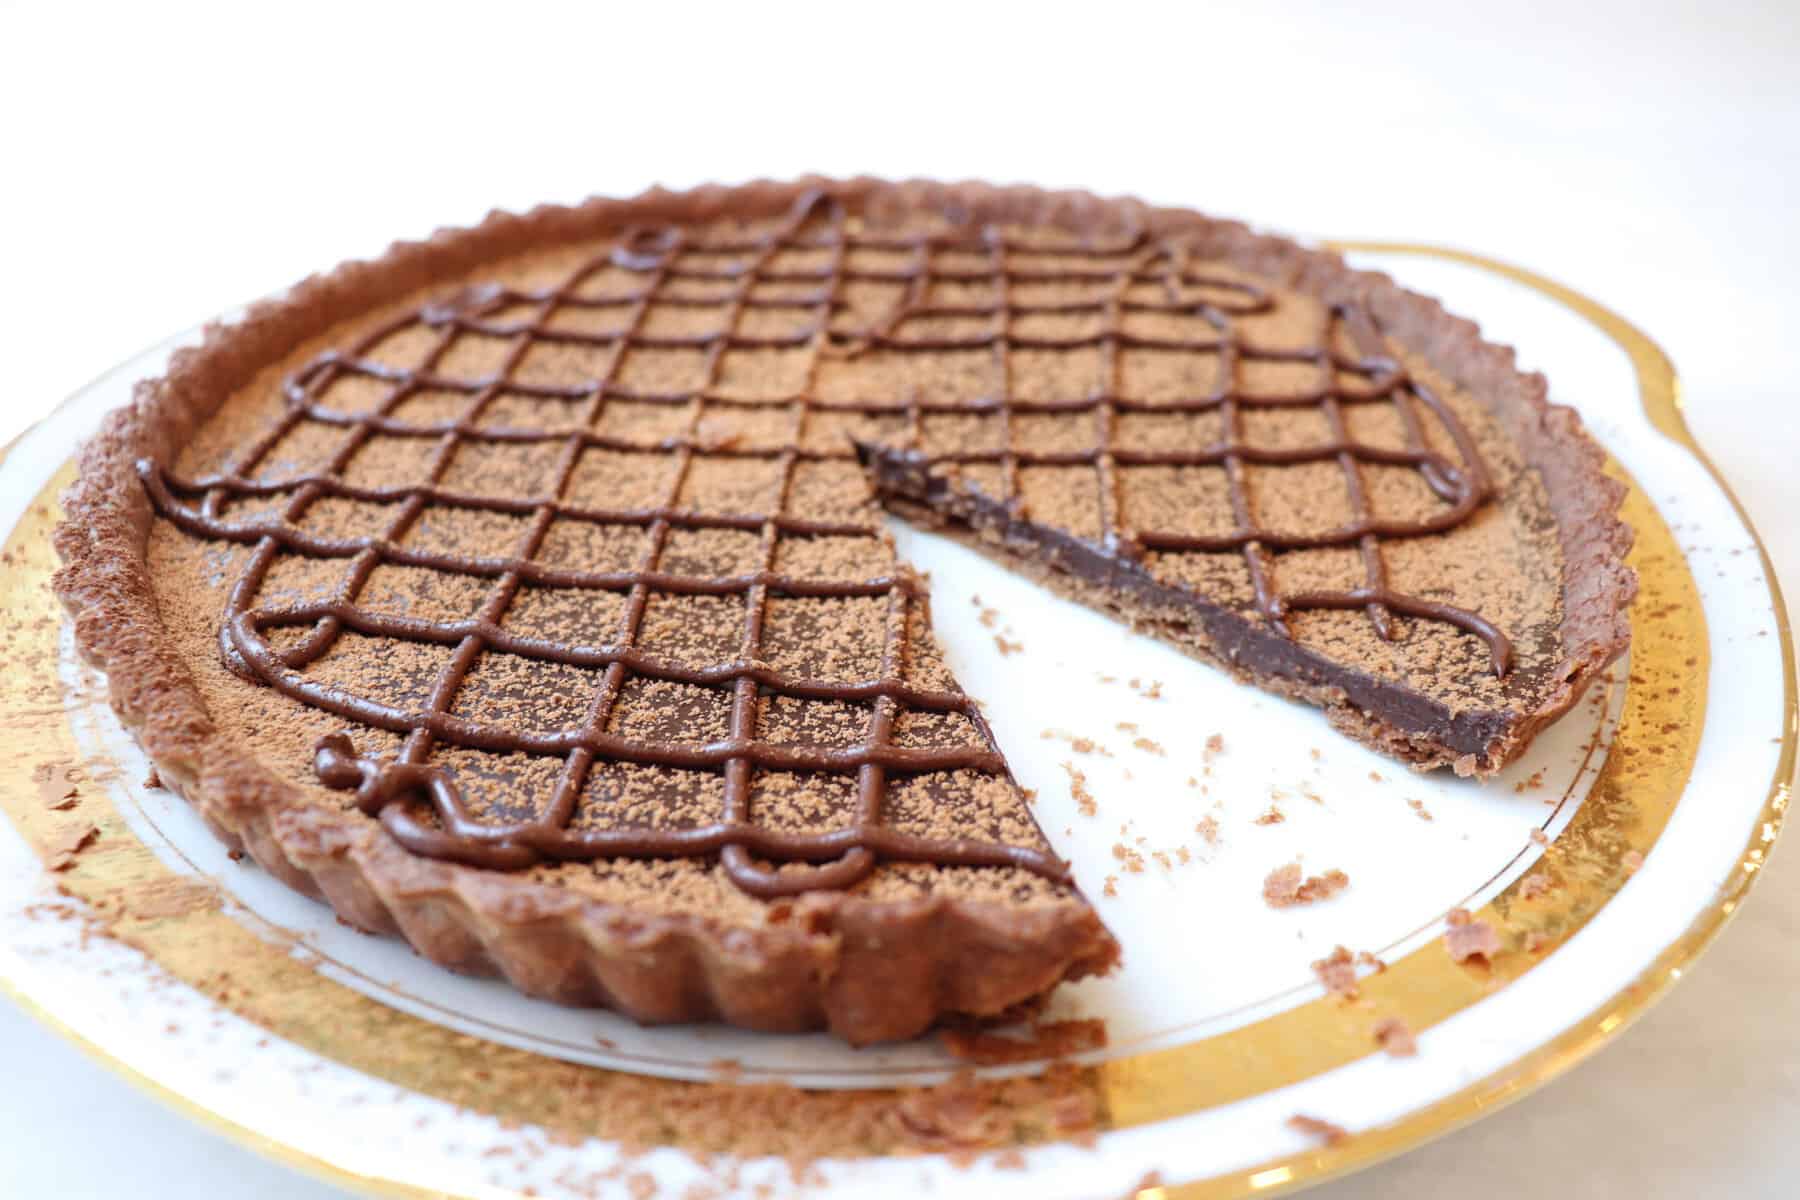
[
  {"xmin": 856, "ymin": 237, "xmax": 1637, "ymax": 774},
  {"xmin": 51, "ymin": 178, "xmax": 1634, "ymax": 1043}
]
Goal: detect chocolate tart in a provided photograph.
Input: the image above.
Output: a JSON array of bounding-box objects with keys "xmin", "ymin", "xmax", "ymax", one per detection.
[{"xmin": 53, "ymin": 178, "xmax": 1632, "ymax": 1043}]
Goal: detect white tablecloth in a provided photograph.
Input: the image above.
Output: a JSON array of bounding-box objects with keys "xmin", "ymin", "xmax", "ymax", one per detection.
[{"xmin": 3, "ymin": 2, "xmax": 1795, "ymax": 1195}]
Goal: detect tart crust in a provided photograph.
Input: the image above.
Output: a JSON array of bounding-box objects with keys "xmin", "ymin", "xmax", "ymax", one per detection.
[{"xmin": 52, "ymin": 178, "xmax": 1632, "ymax": 1042}]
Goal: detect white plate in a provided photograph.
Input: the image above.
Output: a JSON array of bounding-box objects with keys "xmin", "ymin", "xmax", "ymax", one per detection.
[{"xmin": 0, "ymin": 244, "xmax": 1789, "ymax": 1199}]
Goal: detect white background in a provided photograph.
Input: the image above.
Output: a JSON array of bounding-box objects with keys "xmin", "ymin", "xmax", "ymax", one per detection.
[{"xmin": 1, "ymin": 2, "xmax": 1796, "ymax": 1197}]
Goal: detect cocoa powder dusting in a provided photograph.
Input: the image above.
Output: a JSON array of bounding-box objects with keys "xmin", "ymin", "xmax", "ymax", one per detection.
[
  {"xmin": 34, "ymin": 761, "xmax": 82, "ymax": 811},
  {"xmin": 45, "ymin": 823, "xmax": 99, "ymax": 871}
]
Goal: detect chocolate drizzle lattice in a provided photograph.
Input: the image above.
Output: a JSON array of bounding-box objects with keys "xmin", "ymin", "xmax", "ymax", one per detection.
[{"xmin": 143, "ymin": 187, "xmax": 1507, "ymax": 895}]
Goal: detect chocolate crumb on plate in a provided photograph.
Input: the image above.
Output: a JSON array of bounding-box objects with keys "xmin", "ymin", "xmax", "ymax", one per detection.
[
  {"xmin": 1373, "ymin": 1015, "xmax": 1418, "ymax": 1057},
  {"xmin": 1517, "ymin": 871, "xmax": 1554, "ymax": 900},
  {"xmin": 1444, "ymin": 907, "xmax": 1503, "ymax": 963},
  {"xmin": 1311, "ymin": 945, "xmax": 1361, "ymax": 999},
  {"xmin": 1264, "ymin": 862, "xmax": 1350, "ymax": 908},
  {"xmin": 1111, "ymin": 843, "xmax": 1146, "ymax": 873},
  {"xmin": 1063, "ymin": 762, "xmax": 1099, "ymax": 816},
  {"xmin": 1045, "ymin": 730, "xmax": 1109, "ymax": 756},
  {"xmin": 1287, "ymin": 1114, "xmax": 1351, "ymax": 1146},
  {"xmin": 940, "ymin": 1018, "xmax": 1108, "ymax": 1065}
]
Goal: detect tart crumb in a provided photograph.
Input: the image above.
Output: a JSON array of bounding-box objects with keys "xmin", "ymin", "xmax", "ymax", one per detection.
[
  {"xmin": 1373, "ymin": 1016, "xmax": 1418, "ymax": 1057},
  {"xmin": 1264, "ymin": 863, "xmax": 1349, "ymax": 908},
  {"xmin": 1111, "ymin": 843, "xmax": 1146, "ymax": 873},
  {"xmin": 1044, "ymin": 729, "xmax": 1109, "ymax": 756},
  {"xmin": 1287, "ymin": 1114, "xmax": 1349, "ymax": 1145},
  {"xmin": 1444, "ymin": 908, "xmax": 1502, "ymax": 963},
  {"xmin": 1061, "ymin": 762, "xmax": 1097, "ymax": 816}
]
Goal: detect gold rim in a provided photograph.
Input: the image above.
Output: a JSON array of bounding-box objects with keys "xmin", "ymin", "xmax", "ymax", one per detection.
[{"xmin": 0, "ymin": 246, "xmax": 1788, "ymax": 1199}]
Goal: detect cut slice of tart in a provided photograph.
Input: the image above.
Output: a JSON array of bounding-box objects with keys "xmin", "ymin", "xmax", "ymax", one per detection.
[
  {"xmin": 53, "ymin": 178, "xmax": 1632, "ymax": 1042},
  {"xmin": 854, "ymin": 243, "xmax": 1635, "ymax": 774}
]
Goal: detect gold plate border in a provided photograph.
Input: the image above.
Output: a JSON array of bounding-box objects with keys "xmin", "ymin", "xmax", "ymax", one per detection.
[{"xmin": 0, "ymin": 246, "xmax": 1789, "ymax": 1199}]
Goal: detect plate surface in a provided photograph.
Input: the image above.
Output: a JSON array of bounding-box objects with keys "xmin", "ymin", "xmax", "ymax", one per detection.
[{"xmin": 0, "ymin": 245, "xmax": 1789, "ymax": 1199}]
